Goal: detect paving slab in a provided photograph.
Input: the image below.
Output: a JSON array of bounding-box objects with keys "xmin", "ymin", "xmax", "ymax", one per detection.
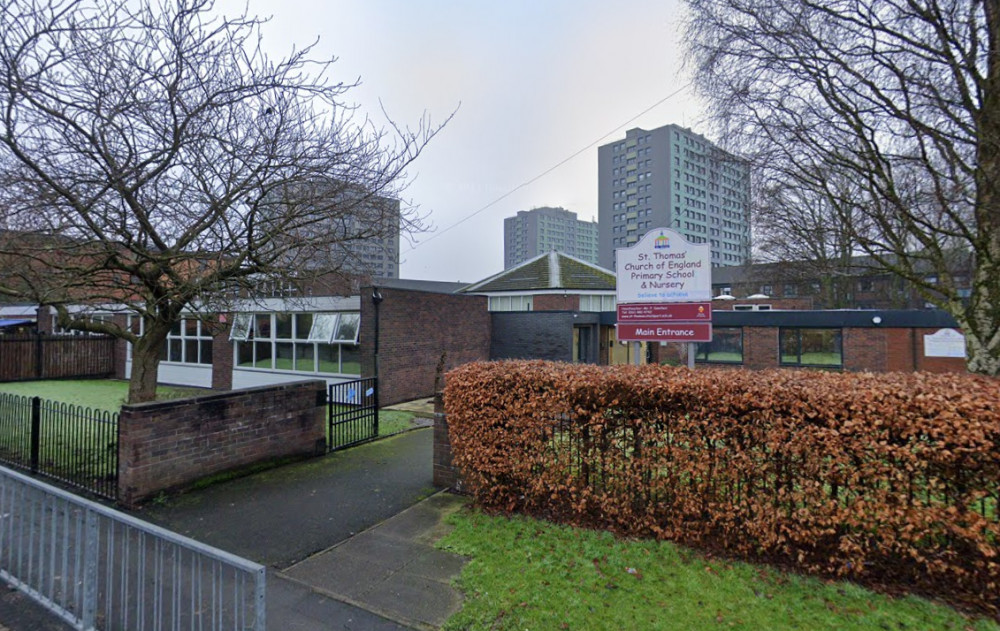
[
  {"xmin": 384, "ymin": 397, "xmax": 436, "ymax": 419},
  {"xmin": 284, "ymin": 492, "xmax": 469, "ymax": 631},
  {"xmin": 268, "ymin": 572, "xmax": 410, "ymax": 631}
]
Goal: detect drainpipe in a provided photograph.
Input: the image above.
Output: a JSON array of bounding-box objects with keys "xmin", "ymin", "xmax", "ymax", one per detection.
[{"xmin": 372, "ymin": 287, "xmax": 384, "ymax": 381}]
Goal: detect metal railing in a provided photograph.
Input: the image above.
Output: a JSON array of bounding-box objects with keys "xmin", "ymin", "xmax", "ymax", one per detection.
[
  {"xmin": 0, "ymin": 465, "xmax": 266, "ymax": 630},
  {"xmin": 327, "ymin": 377, "xmax": 378, "ymax": 452},
  {"xmin": 0, "ymin": 393, "xmax": 118, "ymax": 500}
]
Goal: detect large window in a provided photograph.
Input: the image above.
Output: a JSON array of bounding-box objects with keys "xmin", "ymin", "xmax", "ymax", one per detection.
[
  {"xmin": 488, "ymin": 296, "xmax": 533, "ymax": 312},
  {"xmin": 780, "ymin": 328, "xmax": 842, "ymax": 368},
  {"xmin": 695, "ymin": 327, "xmax": 743, "ymax": 364},
  {"xmin": 126, "ymin": 316, "xmax": 213, "ymax": 365},
  {"xmin": 578, "ymin": 294, "xmax": 616, "ymax": 312},
  {"xmin": 230, "ymin": 312, "xmax": 360, "ymax": 375}
]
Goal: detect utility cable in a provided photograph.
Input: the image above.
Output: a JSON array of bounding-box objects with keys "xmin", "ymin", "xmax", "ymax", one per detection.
[{"xmin": 402, "ymin": 81, "xmax": 694, "ymax": 254}]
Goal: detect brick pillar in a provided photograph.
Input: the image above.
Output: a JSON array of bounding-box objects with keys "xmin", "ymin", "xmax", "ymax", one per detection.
[
  {"xmin": 211, "ymin": 315, "xmax": 233, "ymax": 390},
  {"xmin": 113, "ymin": 314, "xmax": 129, "ymax": 379},
  {"xmin": 432, "ymin": 392, "xmax": 465, "ymax": 492},
  {"xmin": 35, "ymin": 306, "xmax": 52, "ymax": 334}
]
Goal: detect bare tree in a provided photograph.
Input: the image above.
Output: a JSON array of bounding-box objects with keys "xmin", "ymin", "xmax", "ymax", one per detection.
[
  {"xmin": 0, "ymin": 0, "xmax": 448, "ymax": 401},
  {"xmin": 685, "ymin": 0, "xmax": 1000, "ymax": 374}
]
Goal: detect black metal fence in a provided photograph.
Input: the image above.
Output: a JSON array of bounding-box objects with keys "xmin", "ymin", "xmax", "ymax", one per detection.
[
  {"xmin": 327, "ymin": 377, "xmax": 378, "ymax": 452},
  {"xmin": 0, "ymin": 392, "xmax": 118, "ymax": 500},
  {"xmin": 0, "ymin": 333, "xmax": 116, "ymax": 382}
]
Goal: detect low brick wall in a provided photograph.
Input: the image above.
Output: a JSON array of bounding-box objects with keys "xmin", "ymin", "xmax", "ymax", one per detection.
[
  {"xmin": 118, "ymin": 380, "xmax": 327, "ymax": 506},
  {"xmin": 432, "ymin": 393, "xmax": 464, "ymax": 492}
]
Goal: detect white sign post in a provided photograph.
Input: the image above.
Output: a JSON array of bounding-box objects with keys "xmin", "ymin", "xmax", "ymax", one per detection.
[{"xmin": 615, "ymin": 229, "xmax": 713, "ymax": 368}]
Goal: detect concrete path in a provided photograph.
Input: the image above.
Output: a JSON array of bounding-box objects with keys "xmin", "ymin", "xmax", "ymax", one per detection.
[
  {"xmin": 136, "ymin": 427, "xmax": 438, "ymax": 568},
  {"xmin": 284, "ymin": 492, "xmax": 468, "ymax": 630},
  {"xmin": 132, "ymin": 427, "xmax": 470, "ymax": 630},
  {"xmin": 384, "ymin": 397, "xmax": 436, "ymax": 419},
  {"xmin": 0, "ymin": 588, "xmax": 74, "ymax": 631}
]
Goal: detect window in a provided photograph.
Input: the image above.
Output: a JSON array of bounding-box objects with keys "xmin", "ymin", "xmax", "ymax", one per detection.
[
  {"xmin": 333, "ymin": 313, "xmax": 360, "ymax": 343},
  {"xmin": 234, "ymin": 312, "xmax": 360, "ymax": 375},
  {"xmin": 783, "ymin": 284, "xmax": 798, "ymax": 297},
  {"xmin": 308, "ymin": 314, "xmax": 339, "ymax": 342},
  {"xmin": 780, "ymin": 328, "xmax": 842, "ymax": 368},
  {"xmin": 488, "ymin": 296, "xmax": 533, "ymax": 312},
  {"xmin": 53, "ymin": 313, "xmax": 115, "ymax": 336},
  {"xmin": 579, "ymin": 294, "xmax": 616, "ymax": 311},
  {"xmin": 229, "ymin": 313, "xmax": 252, "ymax": 341},
  {"xmin": 695, "ymin": 327, "xmax": 742, "ymax": 363},
  {"xmin": 130, "ymin": 316, "xmax": 213, "ymax": 365}
]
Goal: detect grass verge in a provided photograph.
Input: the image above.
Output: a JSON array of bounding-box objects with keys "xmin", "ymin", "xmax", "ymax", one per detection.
[
  {"xmin": 438, "ymin": 509, "xmax": 998, "ymax": 631},
  {"xmin": 0, "ymin": 379, "xmax": 207, "ymax": 412}
]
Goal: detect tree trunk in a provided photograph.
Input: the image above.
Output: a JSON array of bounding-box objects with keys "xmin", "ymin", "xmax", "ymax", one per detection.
[
  {"xmin": 127, "ymin": 325, "xmax": 170, "ymax": 403},
  {"xmin": 965, "ymin": 330, "xmax": 1000, "ymax": 376},
  {"xmin": 967, "ymin": 0, "xmax": 1000, "ymax": 376},
  {"xmin": 962, "ymin": 261, "xmax": 1000, "ymax": 377}
]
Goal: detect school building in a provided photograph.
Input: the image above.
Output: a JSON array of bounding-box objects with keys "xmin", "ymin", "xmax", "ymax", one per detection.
[{"xmin": 16, "ymin": 251, "xmax": 967, "ymax": 405}]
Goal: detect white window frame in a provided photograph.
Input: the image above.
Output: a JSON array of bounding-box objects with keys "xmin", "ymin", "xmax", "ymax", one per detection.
[{"xmin": 233, "ymin": 311, "xmax": 361, "ymax": 376}]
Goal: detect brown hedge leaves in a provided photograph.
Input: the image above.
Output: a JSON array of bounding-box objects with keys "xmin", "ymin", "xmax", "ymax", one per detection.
[{"xmin": 444, "ymin": 361, "xmax": 1000, "ymax": 616}]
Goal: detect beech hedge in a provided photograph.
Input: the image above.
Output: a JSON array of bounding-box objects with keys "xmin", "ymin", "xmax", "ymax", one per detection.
[{"xmin": 444, "ymin": 360, "xmax": 1000, "ymax": 616}]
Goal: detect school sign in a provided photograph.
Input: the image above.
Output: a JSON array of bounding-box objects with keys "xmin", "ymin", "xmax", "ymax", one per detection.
[{"xmin": 615, "ymin": 229, "xmax": 713, "ymax": 343}]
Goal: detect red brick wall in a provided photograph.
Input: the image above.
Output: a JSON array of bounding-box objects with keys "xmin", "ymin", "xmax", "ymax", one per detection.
[
  {"xmin": 843, "ymin": 328, "xmax": 888, "ymax": 372},
  {"xmin": 853, "ymin": 327, "xmax": 964, "ymax": 373},
  {"xmin": 35, "ymin": 307, "xmax": 52, "ymax": 333},
  {"xmin": 713, "ymin": 298, "xmax": 813, "ymax": 310},
  {"xmin": 361, "ymin": 288, "xmax": 491, "ymax": 406},
  {"xmin": 913, "ymin": 328, "xmax": 968, "ymax": 373},
  {"xmin": 118, "ymin": 380, "xmax": 326, "ymax": 506},
  {"xmin": 533, "ymin": 294, "xmax": 578, "ymax": 311},
  {"xmin": 696, "ymin": 326, "xmax": 967, "ymax": 374},
  {"xmin": 744, "ymin": 327, "xmax": 779, "ymax": 370},
  {"xmin": 885, "ymin": 328, "xmax": 917, "ymax": 372}
]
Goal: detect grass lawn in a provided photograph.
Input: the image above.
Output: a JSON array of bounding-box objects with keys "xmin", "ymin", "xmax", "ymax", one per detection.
[
  {"xmin": 705, "ymin": 351, "xmax": 743, "ymax": 363},
  {"xmin": 438, "ymin": 509, "xmax": 998, "ymax": 631},
  {"xmin": 0, "ymin": 379, "xmax": 419, "ymax": 446},
  {"xmin": 0, "ymin": 379, "xmax": 208, "ymax": 412},
  {"xmin": 377, "ymin": 410, "xmax": 420, "ymax": 436}
]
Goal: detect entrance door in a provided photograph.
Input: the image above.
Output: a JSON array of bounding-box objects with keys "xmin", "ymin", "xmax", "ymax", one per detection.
[
  {"xmin": 573, "ymin": 325, "xmax": 593, "ymax": 363},
  {"xmin": 606, "ymin": 327, "xmax": 646, "ymax": 365}
]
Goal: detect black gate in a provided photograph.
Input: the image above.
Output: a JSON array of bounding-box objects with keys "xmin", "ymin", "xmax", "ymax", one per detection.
[{"xmin": 327, "ymin": 377, "xmax": 378, "ymax": 452}]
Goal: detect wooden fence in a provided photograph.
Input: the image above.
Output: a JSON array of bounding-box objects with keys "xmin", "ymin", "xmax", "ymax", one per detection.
[{"xmin": 0, "ymin": 334, "xmax": 116, "ymax": 382}]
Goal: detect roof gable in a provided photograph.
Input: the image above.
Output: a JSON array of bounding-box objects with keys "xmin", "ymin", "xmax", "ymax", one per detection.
[{"xmin": 462, "ymin": 252, "xmax": 615, "ymax": 293}]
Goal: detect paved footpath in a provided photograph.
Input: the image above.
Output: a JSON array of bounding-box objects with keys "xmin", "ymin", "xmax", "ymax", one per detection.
[
  {"xmin": 0, "ymin": 588, "xmax": 73, "ymax": 631},
  {"xmin": 0, "ymin": 427, "xmax": 469, "ymax": 631},
  {"xmin": 135, "ymin": 426, "xmax": 469, "ymax": 630}
]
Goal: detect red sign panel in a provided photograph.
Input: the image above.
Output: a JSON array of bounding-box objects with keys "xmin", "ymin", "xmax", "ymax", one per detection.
[
  {"xmin": 616, "ymin": 323, "xmax": 713, "ymax": 343},
  {"xmin": 617, "ymin": 302, "xmax": 712, "ymax": 323}
]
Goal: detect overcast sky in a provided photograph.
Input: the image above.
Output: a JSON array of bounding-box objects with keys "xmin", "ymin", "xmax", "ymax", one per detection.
[{"xmin": 218, "ymin": 0, "xmax": 706, "ymax": 282}]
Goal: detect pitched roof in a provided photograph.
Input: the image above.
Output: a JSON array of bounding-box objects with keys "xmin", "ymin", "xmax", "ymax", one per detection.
[
  {"xmin": 370, "ymin": 278, "xmax": 468, "ymax": 294},
  {"xmin": 461, "ymin": 252, "xmax": 615, "ymax": 293}
]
